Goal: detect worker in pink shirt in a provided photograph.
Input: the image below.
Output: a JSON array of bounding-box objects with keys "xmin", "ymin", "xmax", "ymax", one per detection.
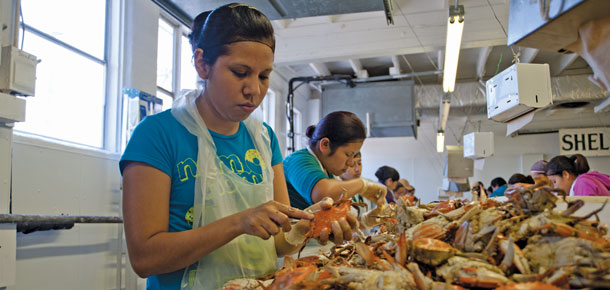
[{"xmin": 547, "ymin": 154, "xmax": 610, "ymax": 196}]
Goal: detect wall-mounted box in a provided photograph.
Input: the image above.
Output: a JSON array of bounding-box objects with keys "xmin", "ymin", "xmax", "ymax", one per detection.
[
  {"xmin": 507, "ymin": 0, "xmax": 610, "ymax": 52},
  {"xmin": 486, "ymin": 63, "xmax": 552, "ymax": 122},
  {"xmin": 463, "ymin": 132, "xmax": 494, "ymax": 159},
  {"xmin": 444, "ymin": 146, "xmax": 473, "ymax": 178},
  {"xmin": 0, "ymin": 46, "xmax": 38, "ymax": 96},
  {"xmin": 0, "ymin": 92, "xmax": 26, "ymax": 123}
]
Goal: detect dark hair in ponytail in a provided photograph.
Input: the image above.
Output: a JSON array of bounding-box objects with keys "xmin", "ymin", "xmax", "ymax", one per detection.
[
  {"xmin": 307, "ymin": 111, "xmax": 366, "ymax": 155},
  {"xmin": 196, "ymin": 3, "xmax": 275, "ymax": 66},
  {"xmin": 508, "ymin": 173, "xmax": 535, "ymax": 185},
  {"xmin": 375, "ymin": 166, "xmax": 400, "ymax": 183},
  {"xmin": 546, "ymin": 154, "xmax": 590, "ymax": 176},
  {"xmin": 188, "ymin": 10, "xmax": 212, "ymax": 52}
]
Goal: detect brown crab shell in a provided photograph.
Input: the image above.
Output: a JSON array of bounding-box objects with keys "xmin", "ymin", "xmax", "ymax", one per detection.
[
  {"xmin": 308, "ymin": 200, "xmax": 352, "ymax": 238},
  {"xmin": 412, "ymin": 238, "xmax": 457, "ymax": 266}
]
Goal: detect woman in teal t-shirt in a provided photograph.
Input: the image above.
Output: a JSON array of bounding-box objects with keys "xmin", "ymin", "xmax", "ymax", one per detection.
[
  {"xmin": 283, "ymin": 111, "xmax": 387, "ymax": 243},
  {"xmin": 120, "ymin": 4, "xmax": 314, "ymax": 289}
]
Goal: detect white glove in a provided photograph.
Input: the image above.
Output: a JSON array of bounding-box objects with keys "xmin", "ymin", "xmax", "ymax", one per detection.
[{"xmin": 359, "ymin": 178, "xmax": 387, "ymax": 206}]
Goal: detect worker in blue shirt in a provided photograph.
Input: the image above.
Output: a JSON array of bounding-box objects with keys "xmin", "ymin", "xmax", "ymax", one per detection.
[{"xmin": 490, "ymin": 177, "xmax": 508, "ymax": 197}]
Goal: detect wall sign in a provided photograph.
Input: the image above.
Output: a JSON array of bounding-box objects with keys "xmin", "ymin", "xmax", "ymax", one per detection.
[{"xmin": 559, "ymin": 127, "xmax": 610, "ymax": 156}]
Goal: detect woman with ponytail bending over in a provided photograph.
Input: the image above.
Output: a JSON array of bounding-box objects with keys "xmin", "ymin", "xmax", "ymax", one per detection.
[
  {"xmin": 283, "ymin": 111, "xmax": 387, "ymax": 243},
  {"xmin": 547, "ymin": 154, "xmax": 610, "ymax": 196}
]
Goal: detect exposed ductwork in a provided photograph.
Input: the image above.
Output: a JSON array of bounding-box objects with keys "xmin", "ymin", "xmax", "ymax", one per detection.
[{"xmin": 417, "ymin": 74, "xmax": 608, "ymax": 118}]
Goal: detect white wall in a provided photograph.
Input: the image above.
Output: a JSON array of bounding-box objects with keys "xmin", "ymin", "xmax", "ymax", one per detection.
[{"xmin": 9, "ymin": 136, "xmax": 124, "ymax": 290}]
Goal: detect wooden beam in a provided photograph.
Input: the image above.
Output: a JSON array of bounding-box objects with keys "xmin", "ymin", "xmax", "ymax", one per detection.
[
  {"xmin": 519, "ymin": 47, "xmax": 539, "ymax": 63},
  {"xmin": 476, "ymin": 46, "xmax": 492, "ymax": 79},
  {"xmin": 550, "ymin": 53, "xmax": 579, "ymax": 76},
  {"xmin": 309, "ymin": 62, "xmax": 330, "ymax": 76},
  {"xmin": 348, "ymin": 59, "xmax": 368, "ymax": 78}
]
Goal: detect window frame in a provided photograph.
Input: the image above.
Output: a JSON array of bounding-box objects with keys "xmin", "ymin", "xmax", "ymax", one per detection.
[
  {"xmin": 286, "ymin": 108, "xmax": 303, "ymax": 155},
  {"xmin": 156, "ymin": 12, "xmax": 193, "ymax": 110},
  {"xmin": 14, "ymin": 0, "xmax": 120, "ymax": 152}
]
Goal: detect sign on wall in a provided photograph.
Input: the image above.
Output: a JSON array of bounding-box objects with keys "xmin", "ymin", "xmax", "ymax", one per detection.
[{"xmin": 559, "ymin": 127, "xmax": 610, "ymax": 156}]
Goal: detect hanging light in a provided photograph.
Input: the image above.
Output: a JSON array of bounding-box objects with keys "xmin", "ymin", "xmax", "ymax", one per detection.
[
  {"xmin": 442, "ymin": 3, "xmax": 465, "ymax": 93},
  {"xmin": 437, "ymin": 130, "xmax": 445, "ymax": 153},
  {"xmin": 440, "ymin": 99, "xmax": 450, "ymax": 130}
]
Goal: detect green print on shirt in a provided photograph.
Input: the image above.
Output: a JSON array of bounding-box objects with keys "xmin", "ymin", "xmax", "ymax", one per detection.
[
  {"xmin": 218, "ymin": 149, "xmax": 264, "ymax": 184},
  {"xmin": 177, "ymin": 158, "xmax": 199, "ymax": 182},
  {"xmin": 185, "ymin": 207, "xmax": 193, "ymax": 225}
]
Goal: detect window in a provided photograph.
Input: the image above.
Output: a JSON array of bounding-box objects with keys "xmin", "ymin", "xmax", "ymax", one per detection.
[
  {"xmin": 286, "ymin": 108, "xmax": 303, "ymax": 155},
  {"xmin": 263, "ymin": 90, "xmax": 276, "ymax": 130},
  {"xmin": 14, "ymin": 0, "xmax": 109, "ymax": 148},
  {"xmin": 252, "ymin": 89, "xmax": 276, "ymax": 130},
  {"xmin": 156, "ymin": 16, "xmax": 198, "ymax": 111}
]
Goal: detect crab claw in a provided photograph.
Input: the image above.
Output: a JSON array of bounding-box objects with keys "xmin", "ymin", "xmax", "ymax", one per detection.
[{"xmin": 498, "ymin": 236, "xmax": 531, "ymax": 274}]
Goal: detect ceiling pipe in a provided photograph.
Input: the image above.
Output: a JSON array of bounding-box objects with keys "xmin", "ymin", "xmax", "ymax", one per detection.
[{"xmin": 353, "ymin": 70, "xmax": 441, "ymax": 83}]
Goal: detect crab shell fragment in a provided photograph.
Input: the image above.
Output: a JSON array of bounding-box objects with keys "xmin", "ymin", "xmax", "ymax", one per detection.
[
  {"xmin": 412, "ymin": 238, "xmax": 457, "ymax": 266},
  {"xmin": 495, "ymin": 282, "xmax": 563, "ymax": 290}
]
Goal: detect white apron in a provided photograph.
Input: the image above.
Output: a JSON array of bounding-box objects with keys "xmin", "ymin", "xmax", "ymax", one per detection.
[{"xmin": 171, "ymin": 90, "xmax": 277, "ymax": 290}]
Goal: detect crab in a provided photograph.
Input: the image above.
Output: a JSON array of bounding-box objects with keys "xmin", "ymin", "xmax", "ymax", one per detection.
[
  {"xmin": 505, "ymin": 185, "xmax": 558, "ymax": 214},
  {"xmin": 424, "ymin": 200, "xmax": 463, "ymax": 218},
  {"xmin": 221, "ymin": 278, "xmax": 268, "ymax": 290},
  {"xmin": 329, "ymin": 266, "xmax": 418, "ymax": 290},
  {"xmin": 497, "ymin": 234, "xmax": 531, "ymax": 274},
  {"xmin": 361, "ymin": 203, "xmax": 395, "ymax": 228},
  {"xmin": 411, "ymin": 238, "xmax": 457, "ymax": 266},
  {"xmin": 308, "ymin": 200, "xmax": 353, "ymax": 238},
  {"xmin": 436, "ymin": 256, "xmax": 509, "ymax": 288},
  {"xmin": 266, "ymin": 265, "xmax": 317, "ymax": 290},
  {"xmin": 523, "ymin": 236, "xmax": 610, "ymax": 273},
  {"xmin": 284, "ymin": 199, "xmax": 355, "ymax": 246},
  {"xmin": 405, "ymin": 216, "xmax": 451, "ymax": 240}
]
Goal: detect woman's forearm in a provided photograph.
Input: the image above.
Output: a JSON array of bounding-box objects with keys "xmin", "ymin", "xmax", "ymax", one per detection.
[
  {"xmin": 310, "ymin": 178, "xmax": 364, "ymax": 203},
  {"xmin": 126, "ymin": 213, "xmax": 243, "ymax": 278}
]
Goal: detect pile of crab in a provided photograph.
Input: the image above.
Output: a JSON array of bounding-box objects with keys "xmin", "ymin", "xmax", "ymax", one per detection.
[{"xmin": 223, "ymin": 184, "xmax": 610, "ymax": 290}]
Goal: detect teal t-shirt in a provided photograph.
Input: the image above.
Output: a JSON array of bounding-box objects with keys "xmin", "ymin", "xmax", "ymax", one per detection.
[
  {"xmin": 490, "ymin": 184, "xmax": 507, "ymax": 197},
  {"xmin": 283, "ymin": 148, "xmax": 333, "ymax": 210},
  {"xmin": 119, "ymin": 110, "xmax": 282, "ymax": 290}
]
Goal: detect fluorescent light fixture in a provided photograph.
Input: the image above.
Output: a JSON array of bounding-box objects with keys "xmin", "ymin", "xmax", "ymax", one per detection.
[
  {"xmin": 443, "ymin": 5, "xmax": 465, "ymax": 93},
  {"xmin": 437, "ymin": 131, "xmax": 445, "ymax": 152},
  {"xmin": 440, "ymin": 99, "xmax": 450, "ymax": 130}
]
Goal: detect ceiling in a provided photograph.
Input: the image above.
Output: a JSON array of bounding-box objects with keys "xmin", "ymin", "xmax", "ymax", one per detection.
[
  {"xmin": 158, "ymin": 0, "xmax": 593, "ymax": 84},
  {"xmin": 157, "ymin": 0, "xmax": 608, "ymax": 134}
]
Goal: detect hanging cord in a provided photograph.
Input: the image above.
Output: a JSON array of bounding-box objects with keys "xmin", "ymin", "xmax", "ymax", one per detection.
[
  {"xmin": 20, "ymin": 4, "xmax": 25, "ymax": 49},
  {"xmin": 486, "ymin": 0, "xmax": 519, "ymax": 69},
  {"xmin": 513, "ymin": 47, "xmax": 521, "ymax": 64},
  {"xmin": 395, "ymin": 4, "xmax": 439, "ymax": 71}
]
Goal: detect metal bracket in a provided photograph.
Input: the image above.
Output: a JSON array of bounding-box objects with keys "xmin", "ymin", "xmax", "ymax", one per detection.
[{"xmin": 449, "ymin": 4, "xmax": 465, "ymax": 23}]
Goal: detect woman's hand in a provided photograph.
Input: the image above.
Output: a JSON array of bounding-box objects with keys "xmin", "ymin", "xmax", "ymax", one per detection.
[
  {"xmin": 359, "ymin": 178, "xmax": 388, "ymax": 206},
  {"xmin": 310, "ymin": 197, "xmax": 360, "ymax": 245},
  {"xmin": 317, "ymin": 210, "xmax": 359, "ymax": 245},
  {"xmin": 284, "ymin": 197, "xmax": 360, "ymax": 246},
  {"xmin": 237, "ymin": 200, "xmax": 313, "ymax": 240}
]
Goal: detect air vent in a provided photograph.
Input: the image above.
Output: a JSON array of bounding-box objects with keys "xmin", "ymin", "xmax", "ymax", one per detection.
[{"xmin": 556, "ymin": 101, "xmax": 589, "ymax": 109}]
